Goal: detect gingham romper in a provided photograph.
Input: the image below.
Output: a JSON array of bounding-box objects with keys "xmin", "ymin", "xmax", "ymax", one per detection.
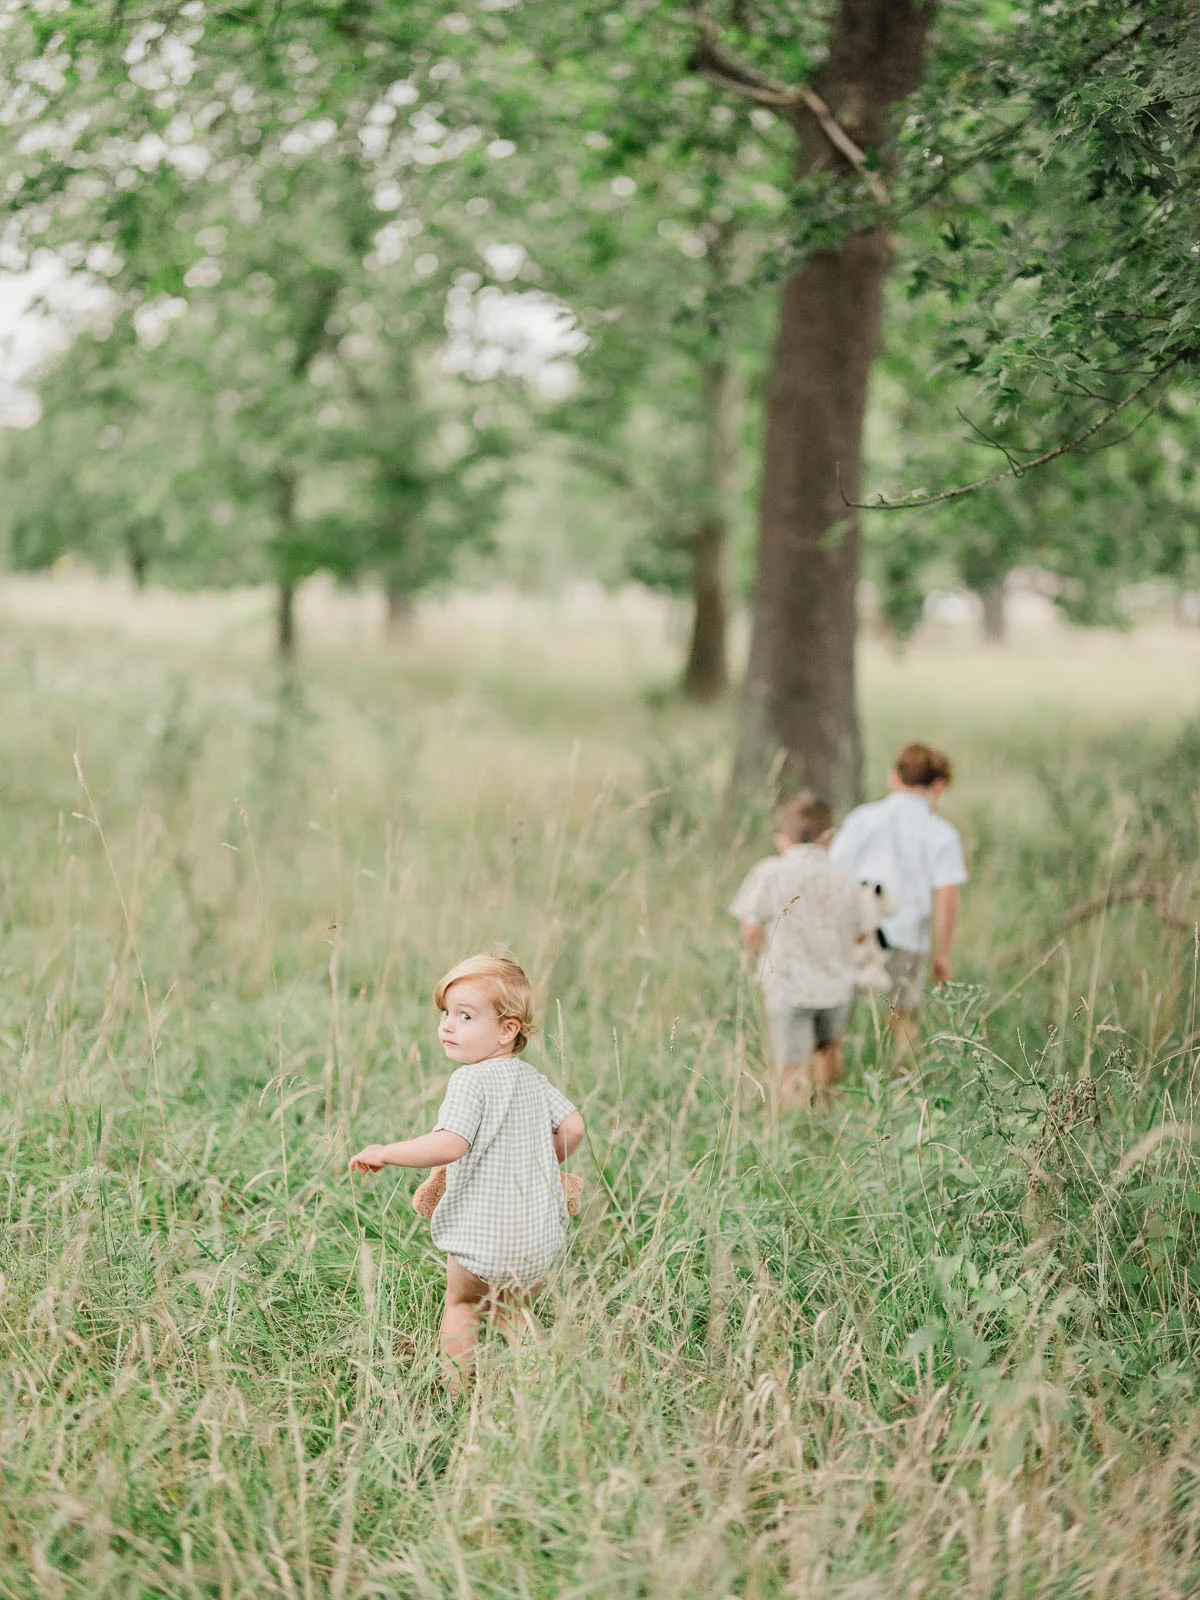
[{"xmin": 431, "ymin": 1055, "xmax": 576, "ymax": 1285}]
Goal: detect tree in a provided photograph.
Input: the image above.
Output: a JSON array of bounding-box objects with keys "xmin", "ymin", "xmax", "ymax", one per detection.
[
  {"xmin": 435, "ymin": 46, "xmax": 786, "ymax": 701},
  {"xmin": 0, "ymin": 1, "xmax": 523, "ymax": 654},
  {"xmin": 687, "ymin": 6, "xmax": 935, "ymax": 808},
  {"xmin": 854, "ymin": 0, "xmax": 1200, "ymax": 638},
  {"xmin": 539, "ymin": 188, "xmax": 764, "ymax": 701}
]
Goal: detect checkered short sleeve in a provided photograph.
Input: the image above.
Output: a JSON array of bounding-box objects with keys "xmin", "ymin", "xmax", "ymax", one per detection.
[
  {"xmin": 542, "ymin": 1076, "xmax": 576, "ymax": 1131},
  {"xmin": 434, "ymin": 1068, "xmax": 485, "ymax": 1147}
]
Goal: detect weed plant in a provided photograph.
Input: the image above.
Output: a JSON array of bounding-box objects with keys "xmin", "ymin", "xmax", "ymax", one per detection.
[{"xmin": 1, "ymin": 604, "xmax": 1198, "ymax": 1597}]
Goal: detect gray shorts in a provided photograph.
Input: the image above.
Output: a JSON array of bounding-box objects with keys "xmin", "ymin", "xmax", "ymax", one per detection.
[
  {"xmin": 763, "ymin": 1000, "xmax": 851, "ymax": 1066},
  {"xmin": 885, "ymin": 948, "xmax": 926, "ymax": 1011}
]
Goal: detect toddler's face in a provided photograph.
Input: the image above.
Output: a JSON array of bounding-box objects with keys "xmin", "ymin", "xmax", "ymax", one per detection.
[{"xmin": 438, "ymin": 979, "xmax": 519, "ymax": 1063}]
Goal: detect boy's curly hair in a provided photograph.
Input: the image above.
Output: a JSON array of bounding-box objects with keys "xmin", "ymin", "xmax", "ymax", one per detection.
[{"xmin": 894, "ymin": 743, "xmax": 953, "ymax": 788}]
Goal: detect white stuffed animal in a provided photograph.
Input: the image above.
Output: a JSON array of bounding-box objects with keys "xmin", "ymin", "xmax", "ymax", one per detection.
[{"xmin": 855, "ymin": 882, "xmax": 900, "ymax": 993}]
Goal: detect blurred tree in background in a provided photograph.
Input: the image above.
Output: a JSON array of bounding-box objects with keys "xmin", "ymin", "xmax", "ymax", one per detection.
[{"xmin": 1, "ymin": 0, "xmax": 1199, "ymax": 785}]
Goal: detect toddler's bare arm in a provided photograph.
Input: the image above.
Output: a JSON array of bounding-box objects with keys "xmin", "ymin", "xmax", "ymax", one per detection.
[
  {"xmin": 552, "ymin": 1111, "xmax": 585, "ymax": 1164},
  {"xmin": 349, "ymin": 1130, "xmax": 470, "ymax": 1174}
]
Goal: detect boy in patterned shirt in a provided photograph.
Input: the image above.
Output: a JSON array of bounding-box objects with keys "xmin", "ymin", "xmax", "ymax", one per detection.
[
  {"xmin": 731, "ymin": 796, "xmax": 871, "ymax": 1109},
  {"xmin": 350, "ymin": 954, "xmax": 584, "ymax": 1390}
]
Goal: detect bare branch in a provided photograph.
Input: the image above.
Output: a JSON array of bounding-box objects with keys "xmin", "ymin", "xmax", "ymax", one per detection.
[
  {"xmin": 798, "ymin": 87, "xmax": 890, "ymax": 206},
  {"xmin": 1060, "ymin": 881, "xmax": 1195, "ymax": 935},
  {"xmin": 846, "ymin": 354, "xmax": 1188, "ymax": 511},
  {"xmin": 688, "ymin": 32, "xmax": 890, "ymax": 205},
  {"xmin": 955, "ymin": 406, "xmax": 1025, "ymax": 474},
  {"xmin": 687, "ymin": 32, "xmax": 798, "ymax": 106},
  {"xmin": 995, "ymin": 878, "xmax": 1196, "ymax": 970}
]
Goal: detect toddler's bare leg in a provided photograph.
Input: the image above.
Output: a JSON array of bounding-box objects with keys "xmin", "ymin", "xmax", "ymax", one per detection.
[
  {"xmin": 810, "ymin": 1040, "xmax": 845, "ymax": 1112},
  {"xmin": 813, "ymin": 1040, "xmax": 843, "ymax": 1087},
  {"xmin": 490, "ymin": 1282, "xmax": 543, "ymax": 1348},
  {"xmin": 441, "ymin": 1257, "xmax": 491, "ymax": 1393},
  {"xmin": 769, "ymin": 1007, "xmax": 820, "ymax": 1113}
]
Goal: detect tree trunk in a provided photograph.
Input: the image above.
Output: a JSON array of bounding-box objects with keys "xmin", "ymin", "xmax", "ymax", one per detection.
[
  {"xmin": 277, "ymin": 579, "xmax": 296, "ymax": 659},
  {"xmin": 731, "ymin": 0, "xmax": 935, "ymax": 815},
  {"xmin": 385, "ymin": 573, "xmax": 414, "ymax": 640},
  {"xmin": 126, "ymin": 531, "xmax": 148, "ymax": 590},
  {"xmin": 981, "ymin": 575, "xmax": 1006, "ymax": 643},
  {"xmin": 274, "ymin": 470, "xmax": 299, "ymax": 659},
  {"xmin": 684, "ymin": 359, "xmax": 740, "ymax": 700}
]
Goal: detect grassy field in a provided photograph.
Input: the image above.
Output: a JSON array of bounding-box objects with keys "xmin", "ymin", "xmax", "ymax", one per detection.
[{"xmin": 2, "ymin": 576, "xmax": 1200, "ymax": 1599}]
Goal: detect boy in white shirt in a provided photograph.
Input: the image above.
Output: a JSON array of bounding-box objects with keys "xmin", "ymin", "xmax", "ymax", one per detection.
[
  {"xmin": 731, "ymin": 796, "xmax": 870, "ymax": 1108},
  {"xmin": 830, "ymin": 742, "xmax": 968, "ymax": 1032}
]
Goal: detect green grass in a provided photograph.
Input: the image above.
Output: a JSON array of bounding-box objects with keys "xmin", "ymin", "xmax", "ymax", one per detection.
[{"xmin": 2, "ymin": 580, "xmax": 1200, "ymax": 1598}]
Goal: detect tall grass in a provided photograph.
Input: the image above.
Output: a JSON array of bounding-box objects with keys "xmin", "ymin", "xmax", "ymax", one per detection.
[{"xmin": 1, "ymin": 587, "xmax": 1199, "ymax": 1598}]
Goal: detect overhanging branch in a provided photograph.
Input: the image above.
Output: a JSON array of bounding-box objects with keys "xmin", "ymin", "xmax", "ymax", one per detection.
[
  {"xmin": 688, "ymin": 32, "xmax": 890, "ymax": 205},
  {"xmin": 844, "ymin": 354, "xmax": 1188, "ymax": 511}
]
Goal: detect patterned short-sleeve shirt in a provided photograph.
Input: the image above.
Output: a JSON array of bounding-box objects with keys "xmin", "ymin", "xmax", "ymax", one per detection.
[
  {"xmin": 431, "ymin": 1055, "xmax": 576, "ymax": 1285},
  {"xmin": 730, "ymin": 844, "xmax": 868, "ymax": 1009}
]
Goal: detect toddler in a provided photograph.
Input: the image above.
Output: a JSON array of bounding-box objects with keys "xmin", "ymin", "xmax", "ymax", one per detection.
[{"xmin": 349, "ymin": 953, "xmax": 585, "ymax": 1389}]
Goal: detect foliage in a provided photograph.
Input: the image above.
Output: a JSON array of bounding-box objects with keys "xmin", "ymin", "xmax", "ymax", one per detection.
[
  {"xmin": 864, "ymin": 271, "xmax": 1200, "ymax": 635},
  {"xmin": 896, "ymin": 0, "xmax": 1200, "ymax": 453},
  {"xmin": 0, "ymin": 2, "xmax": 537, "ymax": 621},
  {"xmin": 6, "ymin": 0, "xmax": 1200, "ymax": 637}
]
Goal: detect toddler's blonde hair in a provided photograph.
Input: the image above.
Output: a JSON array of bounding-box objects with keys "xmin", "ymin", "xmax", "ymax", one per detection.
[{"xmin": 433, "ymin": 953, "xmax": 537, "ymax": 1053}]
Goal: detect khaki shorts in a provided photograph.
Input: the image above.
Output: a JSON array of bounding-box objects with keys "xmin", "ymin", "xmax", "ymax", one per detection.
[
  {"xmin": 885, "ymin": 948, "xmax": 926, "ymax": 1011},
  {"xmin": 763, "ymin": 1000, "xmax": 852, "ymax": 1067}
]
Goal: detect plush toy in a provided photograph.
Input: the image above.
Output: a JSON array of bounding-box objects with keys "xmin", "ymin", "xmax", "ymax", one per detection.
[
  {"xmin": 855, "ymin": 881, "xmax": 901, "ymax": 993},
  {"xmin": 412, "ymin": 1165, "xmax": 583, "ymax": 1220}
]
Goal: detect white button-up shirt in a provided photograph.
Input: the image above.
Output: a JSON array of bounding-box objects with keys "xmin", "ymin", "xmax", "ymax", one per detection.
[{"xmin": 831, "ymin": 791, "xmax": 968, "ymax": 954}]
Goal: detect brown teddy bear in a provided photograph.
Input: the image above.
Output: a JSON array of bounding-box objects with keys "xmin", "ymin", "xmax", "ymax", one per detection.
[{"xmin": 412, "ymin": 1165, "xmax": 583, "ymax": 1220}]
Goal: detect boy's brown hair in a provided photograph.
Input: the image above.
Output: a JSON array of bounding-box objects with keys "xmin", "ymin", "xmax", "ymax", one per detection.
[
  {"xmin": 433, "ymin": 953, "xmax": 537, "ymax": 1053},
  {"xmin": 775, "ymin": 795, "xmax": 834, "ymax": 845},
  {"xmin": 894, "ymin": 742, "xmax": 953, "ymax": 789}
]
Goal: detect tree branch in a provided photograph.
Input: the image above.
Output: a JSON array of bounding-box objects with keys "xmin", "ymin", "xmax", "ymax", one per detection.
[
  {"xmin": 955, "ymin": 406, "xmax": 1025, "ymax": 474},
  {"xmin": 1060, "ymin": 881, "xmax": 1195, "ymax": 935},
  {"xmin": 688, "ymin": 32, "xmax": 890, "ymax": 205},
  {"xmin": 996, "ymin": 879, "xmax": 1196, "ymax": 970},
  {"xmin": 845, "ymin": 354, "xmax": 1187, "ymax": 511}
]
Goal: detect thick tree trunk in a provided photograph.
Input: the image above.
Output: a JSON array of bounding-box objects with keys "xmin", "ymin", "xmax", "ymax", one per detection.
[
  {"xmin": 277, "ymin": 579, "xmax": 296, "ymax": 658},
  {"xmin": 981, "ymin": 575, "xmax": 1006, "ymax": 643},
  {"xmin": 731, "ymin": 0, "xmax": 935, "ymax": 815},
  {"xmin": 684, "ymin": 359, "xmax": 740, "ymax": 700}
]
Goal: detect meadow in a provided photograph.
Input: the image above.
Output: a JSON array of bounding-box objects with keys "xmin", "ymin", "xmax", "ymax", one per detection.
[{"xmin": 2, "ymin": 576, "xmax": 1199, "ymax": 1600}]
